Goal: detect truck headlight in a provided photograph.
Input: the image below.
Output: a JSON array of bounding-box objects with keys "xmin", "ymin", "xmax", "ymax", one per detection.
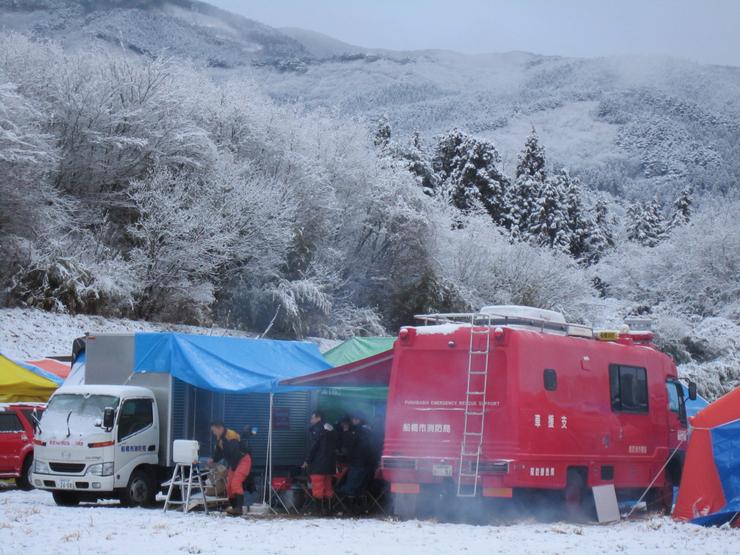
[
  {"xmin": 34, "ymin": 460, "xmax": 50, "ymax": 474},
  {"xmin": 86, "ymin": 462, "xmax": 114, "ymax": 477}
]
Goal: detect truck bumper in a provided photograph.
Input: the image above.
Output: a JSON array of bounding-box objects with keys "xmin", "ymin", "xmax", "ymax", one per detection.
[{"xmin": 32, "ymin": 473, "xmax": 116, "ymax": 493}]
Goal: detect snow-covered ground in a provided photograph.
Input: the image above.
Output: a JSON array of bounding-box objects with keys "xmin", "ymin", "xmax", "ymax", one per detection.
[
  {"xmin": 0, "ymin": 308, "xmax": 340, "ymax": 360},
  {"xmin": 1, "ymin": 489, "xmax": 737, "ymax": 554}
]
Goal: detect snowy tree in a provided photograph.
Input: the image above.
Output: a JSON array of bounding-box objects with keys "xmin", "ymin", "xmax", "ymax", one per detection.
[
  {"xmin": 402, "ymin": 131, "xmax": 437, "ymax": 195},
  {"xmin": 669, "ymin": 187, "xmax": 693, "ymax": 229},
  {"xmin": 528, "ymin": 176, "xmax": 570, "ymax": 253},
  {"xmin": 515, "ymin": 127, "xmax": 547, "ymax": 181},
  {"xmin": 432, "ymin": 129, "xmax": 510, "ymax": 224},
  {"xmin": 586, "ymin": 199, "xmax": 615, "ymax": 263},
  {"xmin": 626, "ymin": 199, "xmax": 667, "ymax": 247},
  {"xmin": 374, "ymin": 114, "xmax": 392, "ymax": 149},
  {"xmin": 507, "ymin": 128, "xmax": 548, "ymax": 238}
]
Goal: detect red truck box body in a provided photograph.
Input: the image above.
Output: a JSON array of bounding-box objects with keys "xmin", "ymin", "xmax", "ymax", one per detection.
[{"xmin": 381, "ymin": 323, "xmax": 687, "ymax": 503}]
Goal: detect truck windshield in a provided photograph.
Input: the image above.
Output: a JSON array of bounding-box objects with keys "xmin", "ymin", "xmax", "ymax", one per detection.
[{"xmin": 43, "ymin": 394, "xmax": 120, "ymax": 436}]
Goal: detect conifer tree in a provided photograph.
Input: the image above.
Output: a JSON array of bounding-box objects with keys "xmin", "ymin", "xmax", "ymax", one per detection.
[
  {"xmin": 507, "ymin": 127, "xmax": 547, "ymax": 238},
  {"xmin": 586, "ymin": 199, "xmax": 615, "ymax": 263},
  {"xmin": 528, "ymin": 175, "xmax": 570, "ymax": 252},
  {"xmin": 404, "ymin": 132, "xmax": 436, "ymax": 195},
  {"xmin": 626, "ymin": 198, "xmax": 667, "ymax": 247},
  {"xmin": 669, "ymin": 187, "xmax": 693, "ymax": 229},
  {"xmin": 432, "ymin": 129, "xmax": 509, "ymax": 224},
  {"xmin": 515, "ymin": 126, "xmax": 546, "ymax": 181}
]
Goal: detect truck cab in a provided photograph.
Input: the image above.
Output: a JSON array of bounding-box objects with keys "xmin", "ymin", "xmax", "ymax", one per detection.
[
  {"xmin": 32, "ymin": 385, "xmax": 160, "ymax": 506},
  {"xmin": 0, "ymin": 403, "xmax": 44, "ymax": 490}
]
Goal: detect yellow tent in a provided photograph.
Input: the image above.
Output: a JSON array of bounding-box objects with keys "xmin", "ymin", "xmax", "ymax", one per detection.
[{"xmin": 0, "ymin": 354, "xmax": 59, "ymax": 402}]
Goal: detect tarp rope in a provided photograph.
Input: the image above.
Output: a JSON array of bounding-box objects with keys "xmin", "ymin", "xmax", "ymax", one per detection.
[{"xmin": 626, "ymin": 440, "xmax": 684, "ymax": 519}]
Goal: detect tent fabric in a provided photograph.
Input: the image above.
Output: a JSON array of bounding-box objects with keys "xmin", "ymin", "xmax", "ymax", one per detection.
[
  {"xmin": 63, "ymin": 352, "xmax": 85, "ymax": 387},
  {"xmin": 674, "ymin": 388, "xmax": 740, "ymax": 526},
  {"xmin": 25, "ymin": 358, "xmax": 71, "ymax": 380},
  {"xmin": 281, "ymin": 349, "xmax": 394, "ymax": 388},
  {"xmin": 322, "ymin": 337, "xmax": 395, "ymax": 366},
  {"xmin": 132, "ymin": 333, "xmax": 332, "ymax": 394},
  {"xmin": 0, "ymin": 354, "xmax": 59, "ymax": 402},
  {"xmin": 15, "ymin": 360, "xmax": 64, "ymax": 386}
]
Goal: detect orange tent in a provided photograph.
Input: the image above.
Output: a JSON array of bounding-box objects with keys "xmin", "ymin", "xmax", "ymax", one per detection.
[{"xmin": 25, "ymin": 358, "xmax": 71, "ymax": 380}]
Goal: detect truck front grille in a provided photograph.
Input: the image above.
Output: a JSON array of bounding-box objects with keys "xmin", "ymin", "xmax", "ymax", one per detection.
[{"xmin": 49, "ymin": 462, "xmax": 85, "ymax": 474}]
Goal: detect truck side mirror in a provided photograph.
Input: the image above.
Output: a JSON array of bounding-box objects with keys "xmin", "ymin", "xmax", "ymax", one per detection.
[
  {"xmin": 103, "ymin": 407, "xmax": 115, "ymax": 430},
  {"xmin": 688, "ymin": 382, "xmax": 697, "ymax": 401}
]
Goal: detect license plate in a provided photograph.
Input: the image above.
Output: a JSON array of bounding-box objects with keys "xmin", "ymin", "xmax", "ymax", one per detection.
[
  {"xmin": 57, "ymin": 479, "xmax": 76, "ymax": 489},
  {"xmin": 432, "ymin": 464, "xmax": 452, "ymax": 477}
]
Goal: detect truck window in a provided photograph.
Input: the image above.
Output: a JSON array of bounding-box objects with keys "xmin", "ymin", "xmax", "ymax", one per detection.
[
  {"xmin": 21, "ymin": 409, "xmax": 42, "ymax": 434},
  {"xmin": 609, "ymin": 364, "xmax": 649, "ymax": 413},
  {"xmin": 666, "ymin": 382, "xmax": 679, "ymax": 412},
  {"xmin": 666, "ymin": 380, "xmax": 688, "ymax": 427},
  {"xmin": 0, "ymin": 413, "xmax": 23, "ymax": 432},
  {"xmin": 117, "ymin": 399, "xmax": 154, "ymax": 440},
  {"xmin": 543, "ymin": 369, "xmax": 557, "ymax": 391}
]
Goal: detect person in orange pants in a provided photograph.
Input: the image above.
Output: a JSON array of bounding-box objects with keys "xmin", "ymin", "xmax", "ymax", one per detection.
[
  {"xmin": 302, "ymin": 411, "xmax": 336, "ymax": 515},
  {"xmin": 209, "ymin": 421, "xmax": 252, "ymax": 516}
]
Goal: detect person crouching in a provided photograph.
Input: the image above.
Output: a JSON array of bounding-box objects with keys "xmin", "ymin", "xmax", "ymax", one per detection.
[
  {"xmin": 209, "ymin": 420, "xmax": 252, "ymax": 516},
  {"xmin": 302, "ymin": 411, "xmax": 336, "ymax": 515}
]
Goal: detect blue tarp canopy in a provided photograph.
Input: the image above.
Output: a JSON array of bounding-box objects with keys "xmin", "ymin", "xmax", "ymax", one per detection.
[{"xmin": 132, "ymin": 333, "xmax": 332, "ymax": 394}]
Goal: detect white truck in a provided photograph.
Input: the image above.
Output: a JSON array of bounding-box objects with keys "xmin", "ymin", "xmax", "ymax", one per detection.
[
  {"xmin": 31, "ymin": 332, "xmax": 315, "ymax": 506},
  {"xmin": 31, "ymin": 335, "xmax": 174, "ymax": 506}
]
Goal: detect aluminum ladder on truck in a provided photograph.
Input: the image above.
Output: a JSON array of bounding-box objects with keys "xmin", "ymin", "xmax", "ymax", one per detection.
[{"xmin": 457, "ymin": 315, "xmax": 492, "ymax": 497}]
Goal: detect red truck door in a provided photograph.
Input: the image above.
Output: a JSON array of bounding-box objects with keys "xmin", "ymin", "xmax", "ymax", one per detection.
[
  {"xmin": 608, "ymin": 364, "xmax": 653, "ymax": 482},
  {"xmin": 0, "ymin": 411, "xmax": 27, "ymax": 474}
]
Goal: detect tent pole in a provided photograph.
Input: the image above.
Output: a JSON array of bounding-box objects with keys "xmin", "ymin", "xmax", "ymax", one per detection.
[{"xmin": 262, "ymin": 392, "xmax": 274, "ymax": 506}]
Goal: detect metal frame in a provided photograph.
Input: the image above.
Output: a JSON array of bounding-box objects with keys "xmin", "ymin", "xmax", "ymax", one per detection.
[{"xmin": 414, "ymin": 311, "xmax": 593, "ymax": 338}]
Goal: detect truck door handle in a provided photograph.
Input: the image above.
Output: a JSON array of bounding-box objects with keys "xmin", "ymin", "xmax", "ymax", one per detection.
[{"xmin": 148, "ymin": 445, "xmax": 156, "ymax": 452}]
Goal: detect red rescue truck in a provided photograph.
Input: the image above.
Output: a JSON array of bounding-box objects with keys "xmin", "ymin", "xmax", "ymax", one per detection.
[
  {"xmin": 0, "ymin": 404, "xmax": 44, "ymax": 490},
  {"xmin": 381, "ymin": 306, "xmax": 695, "ymax": 517}
]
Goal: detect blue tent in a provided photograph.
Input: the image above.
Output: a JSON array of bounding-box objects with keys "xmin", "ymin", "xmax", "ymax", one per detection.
[
  {"xmin": 682, "ymin": 383, "xmax": 710, "ymax": 418},
  {"xmin": 132, "ymin": 332, "xmax": 332, "ymax": 393}
]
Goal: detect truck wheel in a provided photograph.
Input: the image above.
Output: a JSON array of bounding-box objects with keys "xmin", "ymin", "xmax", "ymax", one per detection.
[
  {"xmin": 15, "ymin": 455, "xmax": 34, "ymax": 491},
  {"xmin": 52, "ymin": 491, "xmax": 80, "ymax": 506},
  {"xmin": 121, "ymin": 469, "xmax": 156, "ymax": 507},
  {"xmin": 391, "ymin": 493, "xmax": 418, "ymax": 520}
]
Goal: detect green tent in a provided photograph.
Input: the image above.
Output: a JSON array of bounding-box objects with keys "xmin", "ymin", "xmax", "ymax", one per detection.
[
  {"xmin": 323, "ymin": 336, "xmax": 395, "ymax": 366},
  {"xmin": 318, "ymin": 337, "xmax": 394, "ymax": 409}
]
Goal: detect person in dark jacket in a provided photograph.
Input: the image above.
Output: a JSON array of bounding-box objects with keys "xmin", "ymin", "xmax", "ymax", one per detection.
[
  {"xmin": 335, "ymin": 415, "xmax": 376, "ymax": 497},
  {"xmin": 302, "ymin": 411, "xmax": 336, "ymax": 509},
  {"xmin": 209, "ymin": 421, "xmax": 252, "ymax": 516},
  {"xmin": 335, "ymin": 415, "xmax": 355, "ymax": 463}
]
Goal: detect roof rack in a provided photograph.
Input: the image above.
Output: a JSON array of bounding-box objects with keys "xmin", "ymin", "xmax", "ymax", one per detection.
[{"xmin": 413, "ymin": 311, "xmax": 593, "ymax": 339}]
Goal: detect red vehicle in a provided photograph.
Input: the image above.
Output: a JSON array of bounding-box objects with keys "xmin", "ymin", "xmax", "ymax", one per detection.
[
  {"xmin": 0, "ymin": 404, "xmax": 44, "ymax": 490},
  {"xmin": 381, "ymin": 307, "xmax": 694, "ymax": 518}
]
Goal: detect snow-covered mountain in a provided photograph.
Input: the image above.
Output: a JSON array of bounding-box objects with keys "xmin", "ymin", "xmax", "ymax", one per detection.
[
  {"xmin": 0, "ymin": 0, "xmax": 309, "ymax": 66},
  {"xmin": 2, "ymin": 0, "xmax": 738, "ymax": 199}
]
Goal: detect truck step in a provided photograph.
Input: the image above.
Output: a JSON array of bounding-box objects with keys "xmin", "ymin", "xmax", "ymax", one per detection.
[
  {"xmin": 466, "ymin": 391, "xmax": 485, "ymax": 395},
  {"xmin": 465, "ymin": 411, "xmax": 484, "ymax": 416},
  {"xmin": 469, "ymin": 350, "xmax": 489, "ymax": 355}
]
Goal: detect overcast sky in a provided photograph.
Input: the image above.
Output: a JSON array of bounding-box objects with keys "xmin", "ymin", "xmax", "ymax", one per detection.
[{"xmin": 209, "ymin": 0, "xmax": 739, "ymax": 66}]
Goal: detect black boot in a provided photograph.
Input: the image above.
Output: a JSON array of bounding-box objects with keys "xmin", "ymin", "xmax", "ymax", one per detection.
[{"xmin": 226, "ymin": 494, "xmax": 243, "ymax": 516}]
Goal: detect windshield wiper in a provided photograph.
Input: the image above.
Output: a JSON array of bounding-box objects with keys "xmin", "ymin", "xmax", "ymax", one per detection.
[{"xmin": 66, "ymin": 410, "xmax": 73, "ymax": 438}]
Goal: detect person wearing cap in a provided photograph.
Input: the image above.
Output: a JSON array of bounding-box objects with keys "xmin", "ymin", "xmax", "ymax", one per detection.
[
  {"xmin": 209, "ymin": 420, "xmax": 252, "ymax": 516},
  {"xmin": 335, "ymin": 414, "xmax": 376, "ymax": 497}
]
